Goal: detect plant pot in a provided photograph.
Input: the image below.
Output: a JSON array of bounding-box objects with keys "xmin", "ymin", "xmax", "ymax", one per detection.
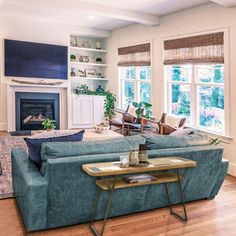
[{"xmin": 46, "ymin": 128, "xmax": 54, "ymax": 132}]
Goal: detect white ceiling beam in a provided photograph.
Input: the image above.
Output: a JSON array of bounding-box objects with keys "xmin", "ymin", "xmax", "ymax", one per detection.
[
  {"xmin": 79, "ymin": 3, "xmax": 161, "ymax": 26},
  {"xmin": 9, "ymin": 0, "xmax": 160, "ymax": 26},
  {"xmin": 211, "ymin": 0, "xmax": 236, "ymax": 7}
]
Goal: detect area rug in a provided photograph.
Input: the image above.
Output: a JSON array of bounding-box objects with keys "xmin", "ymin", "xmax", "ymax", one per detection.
[{"xmin": 0, "ymin": 136, "xmax": 27, "ymax": 199}]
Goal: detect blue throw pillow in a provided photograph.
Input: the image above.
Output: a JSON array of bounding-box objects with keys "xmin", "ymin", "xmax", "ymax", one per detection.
[{"xmin": 24, "ymin": 130, "xmax": 85, "ymax": 169}]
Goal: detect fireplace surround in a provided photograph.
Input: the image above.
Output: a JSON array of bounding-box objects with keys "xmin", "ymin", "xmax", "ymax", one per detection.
[
  {"xmin": 15, "ymin": 92, "xmax": 60, "ymax": 130},
  {"xmin": 7, "ymin": 81, "xmax": 69, "ymax": 132}
]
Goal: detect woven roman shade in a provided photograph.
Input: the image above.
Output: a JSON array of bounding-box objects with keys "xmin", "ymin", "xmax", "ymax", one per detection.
[
  {"xmin": 118, "ymin": 43, "xmax": 151, "ymax": 66},
  {"xmin": 163, "ymin": 32, "xmax": 224, "ymax": 65}
]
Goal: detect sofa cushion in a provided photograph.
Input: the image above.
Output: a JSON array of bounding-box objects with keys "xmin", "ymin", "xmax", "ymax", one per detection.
[
  {"xmin": 144, "ymin": 134, "xmax": 209, "ymax": 150},
  {"xmin": 41, "ymin": 138, "xmax": 131, "ymax": 160},
  {"xmin": 125, "ymin": 135, "xmax": 146, "ymax": 150},
  {"xmin": 24, "ymin": 130, "xmax": 85, "ymax": 168}
]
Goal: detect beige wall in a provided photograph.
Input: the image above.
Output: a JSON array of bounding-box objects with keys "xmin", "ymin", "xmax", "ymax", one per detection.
[
  {"xmin": 0, "ymin": 14, "xmax": 109, "ymax": 131},
  {"xmin": 106, "ymin": 2, "xmax": 236, "ymax": 175}
]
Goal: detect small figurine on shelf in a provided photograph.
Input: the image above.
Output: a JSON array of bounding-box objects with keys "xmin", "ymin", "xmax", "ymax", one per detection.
[
  {"xmin": 71, "ymin": 68, "xmax": 76, "ymax": 77},
  {"xmin": 78, "ymin": 69, "xmax": 86, "ymax": 77},
  {"xmin": 96, "ymin": 85, "xmax": 105, "ymax": 93},
  {"xmin": 97, "ymin": 72, "xmax": 105, "ymax": 78},
  {"xmin": 79, "ymin": 56, "xmax": 89, "ymax": 63},
  {"xmin": 95, "ymin": 41, "xmax": 101, "ymax": 50},
  {"xmin": 82, "ymin": 41, "xmax": 91, "ymax": 48}
]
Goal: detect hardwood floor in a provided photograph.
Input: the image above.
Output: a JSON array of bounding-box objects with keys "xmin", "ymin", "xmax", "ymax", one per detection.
[{"xmin": 0, "ymin": 176, "xmax": 235, "ymax": 236}]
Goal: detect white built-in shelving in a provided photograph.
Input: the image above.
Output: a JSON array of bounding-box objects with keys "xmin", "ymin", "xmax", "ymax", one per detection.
[
  {"xmin": 69, "ymin": 35, "xmax": 108, "ymax": 91},
  {"xmin": 70, "ymin": 61, "xmax": 108, "ymax": 67},
  {"xmin": 70, "ymin": 46, "xmax": 108, "ymax": 53},
  {"xmin": 70, "ymin": 76, "xmax": 108, "ymax": 81}
]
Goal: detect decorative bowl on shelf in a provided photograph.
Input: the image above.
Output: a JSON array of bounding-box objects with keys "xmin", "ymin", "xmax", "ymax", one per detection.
[{"xmin": 93, "ymin": 123, "xmax": 110, "ymax": 133}]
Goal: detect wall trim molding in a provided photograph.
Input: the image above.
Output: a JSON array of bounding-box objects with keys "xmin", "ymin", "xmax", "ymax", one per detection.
[
  {"xmin": 228, "ymin": 162, "xmax": 236, "ymax": 177},
  {"xmin": 0, "ymin": 123, "xmax": 7, "ymax": 131}
]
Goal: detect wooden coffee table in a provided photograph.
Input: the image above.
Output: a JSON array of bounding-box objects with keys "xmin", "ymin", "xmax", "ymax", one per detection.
[{"xmin": 83, "ymin": 157, "xmax": 196, "ymax": 236}]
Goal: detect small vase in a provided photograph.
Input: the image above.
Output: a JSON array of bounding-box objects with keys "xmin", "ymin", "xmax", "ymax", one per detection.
[{"xmin": 129, "ymin": 149, "xmax": 139, "ymax": 166}]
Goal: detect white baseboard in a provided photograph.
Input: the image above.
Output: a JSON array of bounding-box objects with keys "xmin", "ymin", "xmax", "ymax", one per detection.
[
  {"xmin": 0, "ymin": 123, "xmax": 7, "ymax": 131},
  {"xmin": 228, "ymin": 162, "xmax": 236, "ymax": 177}
]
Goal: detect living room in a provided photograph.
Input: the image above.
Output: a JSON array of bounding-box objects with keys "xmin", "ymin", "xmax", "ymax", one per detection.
[{"xmin": 0, "ymin": 0, "xmax": 235, "ymax": 235}]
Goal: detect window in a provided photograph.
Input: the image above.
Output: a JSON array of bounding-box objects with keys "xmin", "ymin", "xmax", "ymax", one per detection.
[
  {"xmin": 165, "ymin": 64, "xmax": 225, "ymax": 134},
  {"xmin": 118, "ymin": 42, "xmax": 151, "ymax": 108},
  {"xmin": 119, "ymin": 66, "xmax": 151, "ymax": 108}
]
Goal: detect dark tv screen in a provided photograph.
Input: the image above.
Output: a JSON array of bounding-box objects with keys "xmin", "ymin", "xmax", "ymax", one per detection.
[{"xmin": 4, "ymin": 39, "xmax": 68, "ymax": 80}]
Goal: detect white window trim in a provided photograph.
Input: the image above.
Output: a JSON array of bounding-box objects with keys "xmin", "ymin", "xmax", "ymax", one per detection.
[
  {"xmin": 162, "ymin": 28, "xmax": 230, "ymax": 137},
  {"xmin": 117, "ymin": 40, "xmax": 153, "ymax": 109},
  {"xmin": 166, "ymin": 64, "xmax": 226, "ymax": 135},
  {"xmin": 119, "ymin": 66, "xmax": 152, "ymax": 108}
]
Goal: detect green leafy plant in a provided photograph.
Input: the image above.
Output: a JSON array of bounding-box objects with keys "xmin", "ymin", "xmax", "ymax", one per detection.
[
  {"xmin": 132, "ymin": 102, "xmax": 152, "ymax": 119},
  {"xmin": 70, "ymin": 54, "xmax": 76, "ymax": 60},
  {"xmin": 209, "ymin": 137, "xmax": 221, "ymax": 145},
  {"xmin": 74, "ymin": 84, "xmax": 116, "ymax": 120},
  {"xmin": 96, "ymin": 57, "xmax": 103, "ymax": 63},
  {"xmin": 42, "ymin": 118, "xmax": 56, "ymax": 130}
]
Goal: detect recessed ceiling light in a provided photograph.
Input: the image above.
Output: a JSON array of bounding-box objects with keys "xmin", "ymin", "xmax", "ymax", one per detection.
[{"xmin": 88, "ymin": 15, "xmax": 95, "ymax": 20}]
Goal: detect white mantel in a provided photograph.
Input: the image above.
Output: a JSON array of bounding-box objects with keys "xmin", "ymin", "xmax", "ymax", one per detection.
[{"xmin": 7, "ymin": 80, "xmax": 70, "ymax": 132}]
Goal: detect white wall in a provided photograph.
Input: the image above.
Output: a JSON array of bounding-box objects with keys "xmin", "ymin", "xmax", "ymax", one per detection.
[
  {"xmin": 106, "ymin": 2, "xmax": 236, "ymax": 176},
  {"xmin": 0, "ymin": 14, "xmax": 109, "ymax": 131}
]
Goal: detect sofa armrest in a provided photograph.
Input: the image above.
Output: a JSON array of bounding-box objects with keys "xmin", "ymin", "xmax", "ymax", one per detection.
[
  {"xmin": 12, "ymin": 148, "xmax": 48, "ymax": 232},
  {"xmin": 208, "ymin": 158, "xmax": 229, "ymax": 199}
]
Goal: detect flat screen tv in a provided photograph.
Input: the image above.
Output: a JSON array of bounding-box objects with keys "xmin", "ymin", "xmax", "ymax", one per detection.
[{"xmin": 4, "ymin": 39, "xmax": 68, "ymax": 80}]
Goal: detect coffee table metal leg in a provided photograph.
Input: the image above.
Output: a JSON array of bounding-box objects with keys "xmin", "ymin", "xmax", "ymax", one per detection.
[
  {"xmin": 90, "ymin": 189, "xmax": 101, "ymax": 226},
  {"xmin": 90, "ymin": 176, "xmax": 117, "ymax": 236},
  {"xmin": 163, "ymin": 169, "xmax": 188, "ymax": 222},
  {"xmin": 176, "ymin": 169, "xmax": 188, "ymax": 221}
]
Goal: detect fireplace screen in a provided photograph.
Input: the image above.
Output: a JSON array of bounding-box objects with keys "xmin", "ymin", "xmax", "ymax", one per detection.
[
  {"xmin": 21, "ymin": 99, "xmax": 55, "ymax": 130},
  {"xmin": 15, "ymin": 92, "xmax": 60, "ymax": 131}
]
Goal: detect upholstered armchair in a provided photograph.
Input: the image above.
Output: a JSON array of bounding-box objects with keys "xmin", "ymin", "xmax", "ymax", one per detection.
[{"xmin": 158, "ymin": 113, "xmax": 186, "ymax": 135}]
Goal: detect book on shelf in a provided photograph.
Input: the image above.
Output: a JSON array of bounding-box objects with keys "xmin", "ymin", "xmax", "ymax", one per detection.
[{"xmin": 123, "ymin": 174, "xmax": 157, "ymax": 184}]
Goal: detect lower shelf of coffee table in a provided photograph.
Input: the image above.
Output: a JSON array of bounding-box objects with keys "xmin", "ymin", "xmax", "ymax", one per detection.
[{"xmin": 96, "ymin": 173, "xmax": 181, "ymax": 190}]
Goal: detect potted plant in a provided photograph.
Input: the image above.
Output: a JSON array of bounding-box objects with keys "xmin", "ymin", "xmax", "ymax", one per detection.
[
  {"xmin": 42, "ymin": 118, "xmax": 56, "ymax": 131},
  {"xmin": 96, "ymin": 57, "xmax": 103, "ymax": 64},
  {"xmin": 132, "ymin": 102, "xmax": 152, "ymax": 124},
  {"xmin": 70, "ymin": 54, "xmax": 76, "ymax": 61}
]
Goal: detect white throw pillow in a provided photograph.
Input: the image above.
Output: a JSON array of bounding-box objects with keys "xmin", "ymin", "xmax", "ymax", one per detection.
[{"xmin": 165, "ymin": 114, "xmax": 183, "ymax": 128}]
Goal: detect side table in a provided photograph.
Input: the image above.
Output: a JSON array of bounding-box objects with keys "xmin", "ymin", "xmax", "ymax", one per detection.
[{"xmin": 83, "ymin": 157, "xmax": 196, "ymax": 236}]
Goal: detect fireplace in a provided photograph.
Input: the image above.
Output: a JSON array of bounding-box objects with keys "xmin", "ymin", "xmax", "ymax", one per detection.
[{"xmin": 15, "ymin": 92, "xmax": 60, "ymax": 130}]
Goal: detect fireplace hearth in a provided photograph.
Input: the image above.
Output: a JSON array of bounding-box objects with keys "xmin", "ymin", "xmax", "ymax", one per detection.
[{"xmin": 15, "ymin": 92, "xmax": 60, "ymax": 130}]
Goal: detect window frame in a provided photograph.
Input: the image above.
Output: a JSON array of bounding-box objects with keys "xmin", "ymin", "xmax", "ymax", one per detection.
[
  {"xmin": 119, "ymin": 66, "xmax": 152, "ymax": 109},
  {"xmin": 163, "ymin": 29, "xmax": 230, "ymax": 137},
  {"xmin": 165, "ymin": 64, "xmax": 227, "ymax": 135}
]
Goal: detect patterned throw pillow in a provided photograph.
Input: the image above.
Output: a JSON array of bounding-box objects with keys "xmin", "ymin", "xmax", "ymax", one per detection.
[{"xmin": 24, "ymin": 130, "xmax": 85, "ymax": 169}]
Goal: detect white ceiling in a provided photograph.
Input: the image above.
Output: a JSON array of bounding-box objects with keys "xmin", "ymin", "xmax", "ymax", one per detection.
[
  {"xmin": 80, "ymin": 0, "xmax": 209, "ymax": 15},
  {"xmin": 0, "ymin": 0, "xmax": 235, "ymax": 33}
]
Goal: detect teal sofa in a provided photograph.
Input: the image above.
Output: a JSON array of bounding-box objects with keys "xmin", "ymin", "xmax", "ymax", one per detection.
[{"xmin": 11, "ymin": 134, "xmax": 228, "ymax": 232}]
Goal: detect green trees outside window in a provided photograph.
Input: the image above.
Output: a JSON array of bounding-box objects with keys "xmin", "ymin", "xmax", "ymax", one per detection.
[{"xmin": 167, "ymin": 64, "xmax": 225, "ymax": 134}]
